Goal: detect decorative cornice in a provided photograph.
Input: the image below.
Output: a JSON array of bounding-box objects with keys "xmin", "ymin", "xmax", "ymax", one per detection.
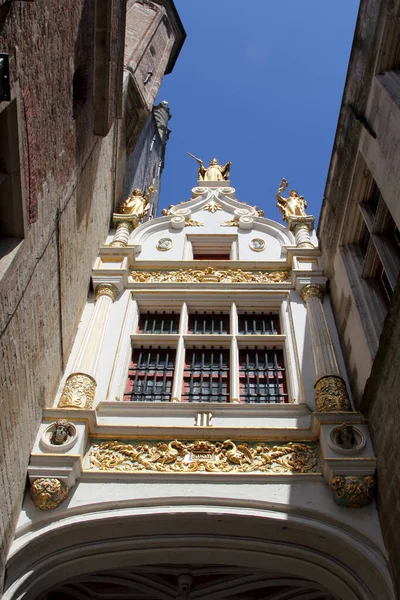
[
  {"xmin": 331, "ymin": 475, "xmax": 375, "ymax": 508},
  {"xmin": 130, "ymin": 268, "xmax": 290, "ymax": 284},
  {"xmin": 90, "ymin": 439, "xmax": 319, "ymax": 474},
  {"xmin": 58, "ymin": 373, "xmax": 97, "ymax": 409},
  {"xmin": 314, "ymin": 376, "xmax": 352, "ymax": 412},
  {"xmin": 300, "ymin": 284, "xmax": 325, "ymax": 303},
  {"xmin": 30, "ymin": 478, "xmax": 69, "ymax": 510},
  {"xmin": 95, "ymin": 283, "xmax": 119, "ymax": 301}
]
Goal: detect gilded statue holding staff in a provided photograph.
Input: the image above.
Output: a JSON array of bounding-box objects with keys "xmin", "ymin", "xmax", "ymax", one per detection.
[
  {"xmin": 276, "ymin": 178, "xmax": 307, "ymax": 222},
  {"xmin": 187, "ymin": 153, "xmax": 232, "ymax": 181},
  {"xmin": 118, "ymin": 185, "xmax": 156, "ymax": 219}
]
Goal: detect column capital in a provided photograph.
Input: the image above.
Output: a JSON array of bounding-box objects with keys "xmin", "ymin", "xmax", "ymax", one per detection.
[
  {"xmin": 287, "ymin": 214, "xmax": 315, "ymax": 232},
  {"xmin": 300, "ymin": 283, "xmax": 325, "ymax": 303},
  {"xmin": 95, "ymin": 282, "xmax": 119, "ymax": 301}
]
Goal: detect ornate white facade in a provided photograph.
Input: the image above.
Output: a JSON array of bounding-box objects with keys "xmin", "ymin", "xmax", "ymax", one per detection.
[{"xmin": 4, "ymin": 178, "xmax": 394, "ymax": 599}]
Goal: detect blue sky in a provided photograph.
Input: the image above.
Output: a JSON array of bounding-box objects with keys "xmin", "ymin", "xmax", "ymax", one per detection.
[{"xmin": 156, "ymin": 1, "xmax": 360, "ymax": 223}]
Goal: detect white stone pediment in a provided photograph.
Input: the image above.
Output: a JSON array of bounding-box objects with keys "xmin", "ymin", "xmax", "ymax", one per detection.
[{"xmin": 130, "ymin": 187, "xmax": 294, "ymax": 261}]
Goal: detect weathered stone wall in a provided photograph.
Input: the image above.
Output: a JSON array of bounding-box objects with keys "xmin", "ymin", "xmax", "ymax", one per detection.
[
  {"xmin": 0, "ymin": 0, "xmax": 124, "ymax": 584},
  {"xmin": 318, "ymin": 0, "xmax": 400, "ymax": 592}
]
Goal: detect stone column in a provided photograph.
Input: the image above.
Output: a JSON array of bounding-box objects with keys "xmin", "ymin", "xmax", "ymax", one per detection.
[
  {"xmin": 288, "ymin": 215, "xmax": 315, "ymax": 249},
  {"xmin": 300, "ymin": 284, "xmax": 352, "ymax": 412},
  {"xmin": 58, "ymin": 283, "xmax": 119, "ymax": 409},
  {"xmin": 110, "ymin": 214, "xmax": 137, "ymax": 247}
]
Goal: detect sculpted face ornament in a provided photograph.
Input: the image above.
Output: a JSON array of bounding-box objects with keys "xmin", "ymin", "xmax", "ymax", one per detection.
[
  {"xmin": 250, "ymin": 238, "xmax": 266, "ymax": 251},
  {"xmin": 50, "ymin": 419, "xmax": 73, "ymax": 445},
  {"xmin": 329, "ymin": 423, "xmax": 365, "ymax": 452}
]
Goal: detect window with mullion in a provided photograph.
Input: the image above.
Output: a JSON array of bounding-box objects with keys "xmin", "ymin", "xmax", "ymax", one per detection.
[
  {"xmin": 138, "ymin": 311, "xmax": 179, "ymax": 334},
  {"xmin": 124, "ymin": 346, "xmax": 175, "ymax": 402},
  {"xmin": 239, "ymin": 347, "xmax": 287, "ymax": 403},
  {"xmin": 238, "ymin": 312, "xmax": 280, "ymax": 335},
  {"xmin": 182, "ymin": 347, "xmax": 229, "ymax": 403}
]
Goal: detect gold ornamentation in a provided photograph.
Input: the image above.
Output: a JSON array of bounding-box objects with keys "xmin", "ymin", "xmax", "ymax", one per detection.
[
  {"xmin": 187, "ymin": 153, "xmax": 231, "ymax": 181},
  {"xmin": 130, "ymin": 268, "xmax": 290, "ymax": 284},
  {"xmin": 314, "ymin": 376, "xmax": 352, "ymax": 412},
  {"xmin": 58, "ymin": 373, "xmax": 96, "ymax": 409},
  {"xmin": 204, "ymin": 199, "xmax": 222, "ymax": 213},
  {"xmin": 89, "ymin": 439, "xmax": 318, "ymax": 474},
  {"xmin": 221, "ymin": 218, "xmax": 239, "ymax": 227},
  {"xmin": 185, "ymin": 218, "xmax": 204, "ymax": 227},
  {"xmin": 117, "ymin": 185, "xmax": 156, "ymax": 217},
  {"xmin": 95, "ymin": 283, "xmax": 119, "ymax": 301},
  {"xmin": 50, "ymin": 419, "xmax": 74, "ymax": 445},
  {"xmin": 30, "ymin": 478, "xmax": 69, "ymax": 510},
  {"xmin": 331, "ymin": 475, "xmax": 375, "ymax": 507},
  {"xmin": 300, "ymin": 284, "xmax": 325, "ymax": 303},
  {"xmin": 276, "ymin": 178, "xmax": 307, "ymax": 222}
]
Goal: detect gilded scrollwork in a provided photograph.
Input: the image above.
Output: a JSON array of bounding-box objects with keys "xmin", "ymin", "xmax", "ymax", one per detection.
[
  {"xmin": 185, "ymin": 218, "xmax": 204, "ymax": 227},
  {"xmin": 58, "ymin": 373, "xmax": 96, "ymax": 409},
  {"xmin": 314, "ymin": 376, "xmax": 352, "ymax": 412},
  {"xmin": 30, "ymin": 478, "xmax": 69, "ymax": 510},
  {"xmin": 130, "ymin": 268, "xmax": 290, "ymax": 284},
  {"xmin": 89, "ymin": 439, "xmax": 318, "ymax": 474},
  {"xmin": 331, "ymin": 475, "xmax": 375, "ymax": 508},
  {"xmin": 221, "ymin": 218, "xmax": 240, "ymax": 227},
  {"xmin": 300, "ymin": 284, "xmax": 325, "ymax": 303}
]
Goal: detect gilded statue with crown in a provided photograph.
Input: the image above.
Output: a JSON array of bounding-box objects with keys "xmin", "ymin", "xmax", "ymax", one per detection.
[
  {"xmin": 187, "ymin": 153, "xmax": 232, "ymax": 181},
  {"xmin": 276, "ymin": 178, "xmax": 307, "ymax": 222}
]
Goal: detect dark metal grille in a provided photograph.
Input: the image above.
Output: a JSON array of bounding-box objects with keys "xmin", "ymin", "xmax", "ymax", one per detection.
[
  {"xmin": 239, "ymin": 347, "xmax": 287, "ymax": 403},
  {"xmin": 138, "ymin": 311, "xmax": 179, "ymax": 334},
  {"xmin": 188, "ymin": 312, "xmax": 229, "ymax": 334},
  {"xmin": 183, "ymin": 347, "xmax": 229, "ymax": 403},
  {"xmin": 124, "ymin": 347, "xmax": 175, "ymax": 402},
  {"xmin": 238, "ymin": 312, "xmax": 280, "ymax": 334}
]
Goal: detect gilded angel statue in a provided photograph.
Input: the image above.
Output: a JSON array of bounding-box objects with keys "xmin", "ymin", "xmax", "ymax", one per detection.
[
  {"xmin": 276, "ymin": 178, "xmax": 307, "ymax": 222},
  {"xmin": 187, "ymin": 152, "xmax": 232, "ymax": 181},
  {"xmin": 118, "ymin": 185, "xmax": 156, "ymax": 218}
]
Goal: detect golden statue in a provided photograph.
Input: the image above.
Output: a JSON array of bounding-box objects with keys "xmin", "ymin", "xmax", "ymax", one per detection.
[
  {"xmin": 276, "ymin": 178, "xmax": 307, "ymax": 222},
  {"xmin": 187, "ymin": 152, "xmax": 231, "ymax": 181},
  {"xmin": 118, "ymin": 185, "xmax": 156, "ymax": 218}
]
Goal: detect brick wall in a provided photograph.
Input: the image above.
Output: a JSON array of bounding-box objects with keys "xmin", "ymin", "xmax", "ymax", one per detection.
[{"xmin": 0, "ymin": 0, "xmax": 125, "ymax": 585}]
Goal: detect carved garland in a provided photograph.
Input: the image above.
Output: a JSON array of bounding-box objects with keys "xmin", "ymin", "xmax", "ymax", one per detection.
[
  {"xmin": 130, "ymin": 268, "xmax": 290, "ymax": 284},
  {"xmin": 89, "ymin": 440, "xmax": 318, "ymax": 474}
]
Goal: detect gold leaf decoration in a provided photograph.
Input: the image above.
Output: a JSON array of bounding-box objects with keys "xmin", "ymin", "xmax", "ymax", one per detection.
[
  {"xmin": 130, "ymin": 268, "xmax": 290, "ymax": 284},
  {"xmin": 89, "ymin": 439, "xmax": 318, "ymax": 474}
]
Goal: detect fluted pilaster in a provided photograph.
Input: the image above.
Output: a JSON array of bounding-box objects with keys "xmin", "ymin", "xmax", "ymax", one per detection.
[
  {"xmin": 58, "ymin": 283, "xmax": 119, "ymax": 409},
  {"xmin": 300, "ymin": 284, "xmax": 352, "ymax": 412}
]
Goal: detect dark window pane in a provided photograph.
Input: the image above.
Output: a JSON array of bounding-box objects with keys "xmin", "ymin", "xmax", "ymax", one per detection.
[
  {"xmin": 138, "ymin": 312, "xmax": 179, "ymax": 334},
  {"xmin": 183, "ymin": 348, "xmax": 229, "ymax": 403},
  {"xmin": 358, "ymin": 224, "xmax": 370, "ymax": 259},
  {"xmin": 124, "ymin": 347, "xmax": 175, "ymax": 402},
  {"xmin": 188, "ymin": 312, "xmax": 229, "ymax": 334},
  {"xmin": 239, "ymin": 347, "xmax": 287, "ymax": 404},
  {"xmin": 238, "ymin": 313, "xmax": 280, "ymax": 335}
]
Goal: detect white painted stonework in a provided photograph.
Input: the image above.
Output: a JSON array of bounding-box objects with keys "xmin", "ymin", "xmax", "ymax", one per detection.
[{"xmin": 5, "ymin": 181, "xmax": 394, "ymax": 600}]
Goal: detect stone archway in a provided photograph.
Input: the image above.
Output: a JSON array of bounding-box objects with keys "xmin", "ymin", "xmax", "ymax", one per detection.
[{"xmin": 4, "ymin": 504, "xmax": 394, "ymax": 600}]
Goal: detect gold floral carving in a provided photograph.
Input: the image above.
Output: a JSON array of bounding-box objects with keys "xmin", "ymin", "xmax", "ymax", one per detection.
[
  {"xmin": 30, "ymin": 478, "xmax": 69, "ymax": 510},
  {"xmin": 89, "ymin": 439, "xmax": 318, "ymax": 474},
  {"xmin": 95, "ymin": 283, "xmax": 119, "ymax": 301},
  {"xmin": 314, "ymin": 376, "xmax": 352, "ymax": 412},
  {"xmin": 130, "ymin": 268, "xmax": 290, "ymax": 284},
  {"xmin": 185, "ymin": 218, "xmax": 204, "ymax": 227},
  {"xmin": 300, "ymin": 284, "xmax": 325, "ymax": 303},
  {"xmin": 221, "ymin": 218, "xmax": 240, "ymax": 227},
  {"xmin": 204, "ymin": 199, "xmax": 222, "ymax": 213},
  {"xmin": 331, "ymin": 475, "xmax": 375, "ymax": 508},
  {"xmin": 58, "ymin": 373, "xmax": 97, "ymax": 409}
]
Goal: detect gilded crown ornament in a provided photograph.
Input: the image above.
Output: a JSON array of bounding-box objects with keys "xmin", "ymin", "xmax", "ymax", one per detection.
[{"xmin": 187, "ymin": 152, "xmax": 231, "ymax": 181}]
